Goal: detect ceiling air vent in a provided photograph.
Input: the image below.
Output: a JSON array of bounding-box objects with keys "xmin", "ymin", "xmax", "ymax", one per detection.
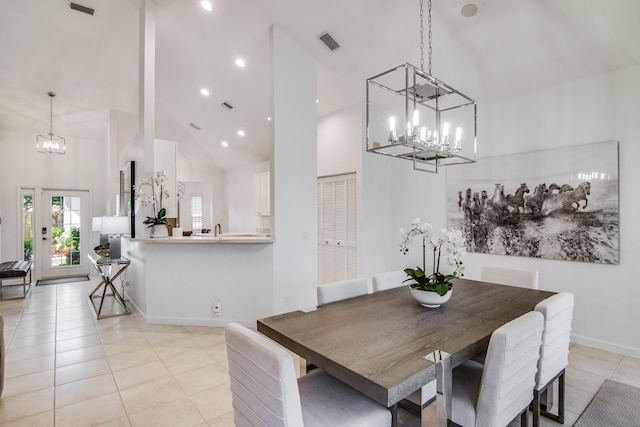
[
  {"xmin": 69, "ymin": 2, "xmax": 95, "ymax": 15},
  {"xmin": 189, "ymin": 123, "xmax": 201, "ymax": 131},
  {"xmin": 221, "ymin": 102, "xmax": 234, "ymax": 110},
  {"xmin": 318, "ymin": 32, "xmax": 340, "ymax": 51}
]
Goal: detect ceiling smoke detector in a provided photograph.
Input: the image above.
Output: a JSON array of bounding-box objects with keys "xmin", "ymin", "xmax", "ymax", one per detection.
[
  {"xmin": 461, "ymin": 4, "xmax": 478, "ymax": 17},
  {"xmin": 318, "ymin": 32, "xmax": 340, "ymax": 51},
  {"xmin": 69, "ymin": 2, "xmax": 95, "ymax": 15}
]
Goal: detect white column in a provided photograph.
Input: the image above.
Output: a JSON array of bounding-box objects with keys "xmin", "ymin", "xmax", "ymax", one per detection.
[
  {"xmin": 271, "ymin": 26, "xmax": 318, "ymax": 313},
  {"xmin": 140, "ymin": 0, "xmax": 156, "ymax": 175}
]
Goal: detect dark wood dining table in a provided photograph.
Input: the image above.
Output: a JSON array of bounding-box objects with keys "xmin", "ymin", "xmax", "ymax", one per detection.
[{"xmin": 257, "ymin": 278, "xmax": 554, "ymax": 426}]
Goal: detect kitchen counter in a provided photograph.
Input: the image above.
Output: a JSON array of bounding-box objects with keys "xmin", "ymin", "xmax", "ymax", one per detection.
[{"xmin": 131, "ymin": 234, "xmax": 274, "ymax": 244}]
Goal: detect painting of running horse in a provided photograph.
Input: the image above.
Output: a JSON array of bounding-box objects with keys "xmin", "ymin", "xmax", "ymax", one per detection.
[{"xmin": 446, "ymin": 140, "xmax": 619, "ymax": 264}]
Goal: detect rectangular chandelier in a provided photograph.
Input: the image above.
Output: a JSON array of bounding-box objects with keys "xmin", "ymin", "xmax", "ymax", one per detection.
[{"xmin": 366, "ymin": 63, "xmax": 477, "ymax": 173}]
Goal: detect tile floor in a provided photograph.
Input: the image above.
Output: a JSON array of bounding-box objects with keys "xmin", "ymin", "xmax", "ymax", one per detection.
[{"xmin": 0, "ymin": 278, "xmax": 638, "ymax": 426}]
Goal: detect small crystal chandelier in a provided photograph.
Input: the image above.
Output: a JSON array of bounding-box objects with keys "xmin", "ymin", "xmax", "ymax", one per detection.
[
  {"xmin": 366, "ymin": 0, "xmax": 477, "ymax": 173},
  {"xmin": 36, "ymin": 92, "xmax": 66, "ymax": 155}
]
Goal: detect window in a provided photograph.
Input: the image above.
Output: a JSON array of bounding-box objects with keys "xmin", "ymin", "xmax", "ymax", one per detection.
[{"xmin": 191, "ymin": 194, "xmax": 203, "ymax": 231}]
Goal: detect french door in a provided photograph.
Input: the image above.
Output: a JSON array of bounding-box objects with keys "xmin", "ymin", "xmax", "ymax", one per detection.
[{"xmin": 38, "ymin": 189, "xmax": 90, "ymax": 279}]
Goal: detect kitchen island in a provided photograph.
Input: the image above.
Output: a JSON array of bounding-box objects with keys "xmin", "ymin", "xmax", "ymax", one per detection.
[{"xmin": 123, "ymin": 233, "xmax": 275, "ymax": 326}]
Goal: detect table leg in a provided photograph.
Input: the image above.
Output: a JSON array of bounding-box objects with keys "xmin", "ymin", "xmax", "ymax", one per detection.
[
  {"xmin": 436, "ymin": 356, "xmax": 452, "ymax": 426},
  {"xmin": 390, "ymin": 403, "xmax": 398, "ymax": 427}
]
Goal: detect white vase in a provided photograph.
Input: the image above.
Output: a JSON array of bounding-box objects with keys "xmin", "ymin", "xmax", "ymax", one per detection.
[
  {"xmin": 410, "ymin": 288, "xmax": 452, "ymax": 308},
  {"xmin": 150, "ymin": 224, "xmax": 169, "ymax": 238}
]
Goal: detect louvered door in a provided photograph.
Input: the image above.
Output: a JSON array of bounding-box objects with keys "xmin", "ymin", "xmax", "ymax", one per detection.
[{"xmin": 318, "ymin": 173, "xmax": 357, "ymax": 284}]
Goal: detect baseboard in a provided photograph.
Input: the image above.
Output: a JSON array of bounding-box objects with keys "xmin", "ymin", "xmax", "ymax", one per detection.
[
  {"xmin": 143, "ymin": 315, "xmax": 255, "ymax": 328},
  {"xmin": 571, "ymin": 333, "xmax": 640, "ymax": 358},
  {"xmin": 122, "ymin": 292, "xmax": 254, "ymax": 327}
]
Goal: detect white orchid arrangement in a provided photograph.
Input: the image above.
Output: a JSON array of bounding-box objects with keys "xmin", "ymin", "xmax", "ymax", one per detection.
[
  {"xmin": 400, "ymin": 218, "xmax": 466, "ymax": 295},
  {"xmin": 135, "ymin": 169, "xmax": 170, "ymax": 227}
]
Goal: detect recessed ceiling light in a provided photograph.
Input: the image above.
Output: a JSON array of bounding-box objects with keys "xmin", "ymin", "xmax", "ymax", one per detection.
[
  {"xmin": 237, "ymin": 129, "xmax": 245, "ymax": 137},
  {"xmin": 221, "ymin": 141, "xmax": 229, "ymax": 147},
  {"xmin": 200, "ymin": 88, "xmax": 210, "ymax": 96},
  {"xmin": 235, "ymin": 58, "xmax": 246, "ymax": 68},
  {"xmin": 316, "ymin": 99, "xmax": 320, "ymax": 104},
  {"xmin": 267, "ymin": 116, "xmax": 271, "ymax": 121},
  {"xmin": 200, "ymin": 1, "xmax": 212, "ymax": 12}
]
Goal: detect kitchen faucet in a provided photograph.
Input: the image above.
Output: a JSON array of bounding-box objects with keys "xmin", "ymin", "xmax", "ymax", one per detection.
[{"xmin": 214, "ymin": 223, "xmax": 222, "ymax": 237}]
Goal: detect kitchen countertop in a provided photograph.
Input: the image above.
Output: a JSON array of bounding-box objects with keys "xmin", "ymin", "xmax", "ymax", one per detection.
[{"xmin": 130, "ymin": 234, "xmax": 274, "ymax": 244}]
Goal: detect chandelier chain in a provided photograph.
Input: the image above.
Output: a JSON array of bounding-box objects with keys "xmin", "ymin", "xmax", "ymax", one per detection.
[
  {"xmin": 419, "ymin": 0, "xmax": 433, "ymax": 74},
  {"xmin": 419, "ymin": 0, "xmax": 424, "ymax": 71},
  {"xmin": 427, "ymin": 0, "xmax": 432, "ymax": 75}
]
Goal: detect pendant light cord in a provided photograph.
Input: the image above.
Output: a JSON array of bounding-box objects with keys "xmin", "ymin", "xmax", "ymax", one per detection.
[
  {"xmin": 419, "ymin": 0, "xmax": 433, "ymax": 74},
  {"xmin": 49, "ymin": 93, "xmax": 53, "ymax": 134},
  {"xmin": 47, "ymin": 91, "xmax": 56, "ymax": 135}
]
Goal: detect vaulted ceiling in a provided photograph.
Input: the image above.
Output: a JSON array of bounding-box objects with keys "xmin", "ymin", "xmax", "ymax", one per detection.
[{"xmin": 1, "ymin": 0, "xmax": 639, "ymax": 170}]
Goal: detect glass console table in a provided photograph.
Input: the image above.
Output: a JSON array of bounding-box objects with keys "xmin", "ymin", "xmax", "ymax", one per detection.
[{"xmin": 88, "ymin": 253, "xmax": 131, "ymax": 319}]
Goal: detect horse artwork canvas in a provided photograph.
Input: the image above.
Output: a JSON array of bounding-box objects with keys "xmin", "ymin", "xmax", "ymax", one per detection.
[{"xmin": 446, "ymin": 140, "xmax": 619, "ymax": 264}]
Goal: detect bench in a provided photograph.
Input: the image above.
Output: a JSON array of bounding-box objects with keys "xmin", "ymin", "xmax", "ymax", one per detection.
[{"xmin": 0, "ymin": 260, "xmax": 32, "ymax": 299}]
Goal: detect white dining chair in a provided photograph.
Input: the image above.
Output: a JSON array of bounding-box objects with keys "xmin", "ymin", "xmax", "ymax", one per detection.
[
  {"xmin": 317, "ymin": 277, "xmax": 368, "ymax": 305},
  {"xmin": 225, "ymin": 322, "xmax": 391, "ymax": 427},
  {"xmin": 481, "ymin": 266, "xmax": 539, "ymax": 289},
  {"xmin": 371, "ymin": 270, "xmax": 408, "ymax": 292},
  {"xmin": 449, "ymin": 311, "xmax": 544, "ymax": 427},
  {"xmin": 532, "ymin": 292, "xmax": 574, "ymax": 427}
]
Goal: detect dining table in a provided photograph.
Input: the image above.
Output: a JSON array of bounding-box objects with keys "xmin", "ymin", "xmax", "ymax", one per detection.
[{"xmin": 257, "ymin": 278, "xmax": 554, "ymax": 426}]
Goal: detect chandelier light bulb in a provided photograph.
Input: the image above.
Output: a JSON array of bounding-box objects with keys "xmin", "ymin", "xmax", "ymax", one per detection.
[
  {"xmin": 442, "ymin": 122, "xmax": 450, "ymax": 137},
  {"xmin": 413, "ymin": 109, "xmax": 419, "ymax": 127},
  {"xmin": 389, "ymin": 116, "xmax": 396, "ymax": 132}
]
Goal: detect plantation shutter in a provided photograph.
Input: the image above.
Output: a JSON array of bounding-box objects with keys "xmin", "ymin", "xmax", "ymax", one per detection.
[{"xmin": 317, "ymin": 173, "xmax": 358, "ymax": 284}]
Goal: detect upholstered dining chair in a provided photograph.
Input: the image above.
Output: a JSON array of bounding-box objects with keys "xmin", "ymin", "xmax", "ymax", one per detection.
[
  {"xmin": 449, "ymin": 311, "xmax": 544, "ymax": 427},
  {"xmin": 225, "ymin": 322, "xmax": 391, "ymax": 427},
  {"xmin": 371, "ymin": 270, "xmax": 408, "ymax": 292},
  {"xmin": 532, "ymin": 292, "xmax": 574, "ymax": 427},
  {"xmin": 317, "ymin": 277, "xmax": 368, "ymax": 305},
  {"xmin": 481, "ymin": 266, "xmax": 539, "ymax": 289}
]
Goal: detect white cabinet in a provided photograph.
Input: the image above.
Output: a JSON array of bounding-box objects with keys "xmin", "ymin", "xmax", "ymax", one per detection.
[
  {"xmin": 254, "ymin": 172, "xmax": 270, "ymax": 216},
  {"xmin": 317, "ymin": 173, "xmax": 358, "ymax": 284}
]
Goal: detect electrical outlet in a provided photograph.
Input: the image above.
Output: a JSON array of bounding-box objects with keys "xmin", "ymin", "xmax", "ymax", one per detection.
[{"xmin": 213, "ymin": 302, "xmax": 222, "ymax": 316}]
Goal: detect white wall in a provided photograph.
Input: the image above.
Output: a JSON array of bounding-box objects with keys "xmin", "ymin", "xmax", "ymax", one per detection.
[
  {"xmin": 462, "ymin": 64, "xmax": 640, "ymax": 357},
  {"xmin": 317, "ymin": 106, "xmax": 362, "ymax": 177},
  {"xmin": 226, "ymin": 161, "xmax": 270, "ymax": 233},
  {"xmin": 0, "ymin": 129, "xmax": 109, "ymax": 265},
  {"xmin": 317, "ymin": 64, "xmax": 640, "ymax": 357},
  {"xmin": 176, "ymin": 152, "xmax": 227, "ymax": 232}
]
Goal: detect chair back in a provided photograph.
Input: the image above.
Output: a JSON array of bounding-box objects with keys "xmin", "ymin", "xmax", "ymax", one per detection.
[
  {"xmin": 534, "ymin": 292, "xmax": 574, "ymax": 389},
  {"xmin": 371, "ymin": 270, "xmax": 408, "ymax": 292},
  {"xmin": 317, "ymin": 277, "xmax": 368, "ymax": 305},
  {"xmin": 225, "ymin": 323, "xmax": 304, "ymax": 427},
  {"xmin": 481, "ymin": 266, "xmax": 539, "ymax": 289},
  {"xmin": 476, "ymin": 311, "xmax": 544, "ymax": 427}
]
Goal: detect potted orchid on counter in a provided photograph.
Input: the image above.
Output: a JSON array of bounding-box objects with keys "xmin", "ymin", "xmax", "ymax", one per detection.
[
  {"xmin": 400, "ymin": 218, "xmax": 466, "ymax": 307},
  {"xmin": 136, "ymin": 169, "xmax": 171, "ymax": 237}
]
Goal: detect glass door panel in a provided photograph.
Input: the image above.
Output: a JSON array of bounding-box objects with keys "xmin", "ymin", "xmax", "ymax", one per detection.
[{"xmin": 40, "ymin": 190, "xmax": 89, "ymax": 279}]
